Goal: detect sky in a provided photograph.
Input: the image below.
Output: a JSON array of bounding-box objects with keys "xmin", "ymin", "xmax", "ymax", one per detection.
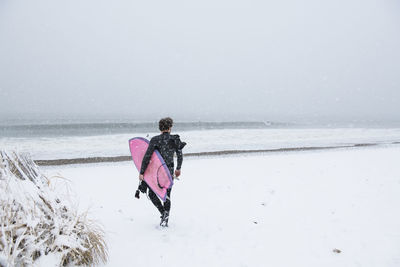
[{"xmin": 0, "ymin": 0, "xmax": 399, "ymax": 123}]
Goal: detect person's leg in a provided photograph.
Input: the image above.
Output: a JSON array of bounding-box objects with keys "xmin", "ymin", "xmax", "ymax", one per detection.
[
  {"xmin": 159, "ymin": 188, "xmax": 172, "ymax": 226},
  {"xmin": 148, "ymin": 189, "xmax": 164, "ymax": 215},
  {"xmin": 163, "ymin": 188, "xmax": 172, "ymax": 212},
  {"xmin": 164, "ymin": 167, "xmax": 174, "ymax": 213}
]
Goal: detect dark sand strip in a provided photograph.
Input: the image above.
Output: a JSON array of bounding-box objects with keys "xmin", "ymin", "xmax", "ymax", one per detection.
[{"xmin": 34, "ymin": 142, "xmax": 390, "ymax": 166}]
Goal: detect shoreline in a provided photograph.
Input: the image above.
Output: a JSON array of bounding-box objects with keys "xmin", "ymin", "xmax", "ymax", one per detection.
[{"xmin": 35, "ymin": 142, "xmax": 400, "ymax": 166}]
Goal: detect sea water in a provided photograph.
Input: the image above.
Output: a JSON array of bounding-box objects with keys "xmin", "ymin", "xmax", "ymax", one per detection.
[{"xmin": 1, "ymin": 121, "xmax": 400, "ymax": 160}]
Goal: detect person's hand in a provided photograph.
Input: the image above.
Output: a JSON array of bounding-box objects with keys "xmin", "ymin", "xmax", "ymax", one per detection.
[
  {"xmin": 139, "ymin": 174, "xmax": 144, "ymax": 180},
  {"xmin": 175, "ymin": 169, "xmax": 181, "ymax": 178}
]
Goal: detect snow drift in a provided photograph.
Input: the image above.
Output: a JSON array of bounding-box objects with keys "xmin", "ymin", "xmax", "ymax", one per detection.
[{"xmin": 0, "ymin": 151, "xmax": 108, "ymax": 266}]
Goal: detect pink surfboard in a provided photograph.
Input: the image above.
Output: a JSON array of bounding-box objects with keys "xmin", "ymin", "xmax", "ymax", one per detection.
[{"xmin": 129, "ymin": 137, "xmax": 173, "ymax": 201}]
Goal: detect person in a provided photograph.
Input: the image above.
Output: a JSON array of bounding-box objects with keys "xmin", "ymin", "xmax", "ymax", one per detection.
[{"xmin": 138, "ymin": 117, "xmax": 186, "ymax": 226}]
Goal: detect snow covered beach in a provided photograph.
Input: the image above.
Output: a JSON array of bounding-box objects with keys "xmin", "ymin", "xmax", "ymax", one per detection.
[
  {"xmin": 2, "ymin": 125, "xmax": 400, "ymax": 266},
  {"xmin": 45, "ymin": 145, "xmax": 400, "ymax": 267}
]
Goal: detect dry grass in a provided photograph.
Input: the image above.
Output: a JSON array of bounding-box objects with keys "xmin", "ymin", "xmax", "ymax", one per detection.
[{"xmin": 0, "ymin": 150, "xmax": 108, "ymax": 266}]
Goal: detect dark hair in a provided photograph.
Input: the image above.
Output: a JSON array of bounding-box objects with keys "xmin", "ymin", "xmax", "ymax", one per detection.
[{"xmin": 159, "ymin": 117, "xmax": 173, "ymax": 131}]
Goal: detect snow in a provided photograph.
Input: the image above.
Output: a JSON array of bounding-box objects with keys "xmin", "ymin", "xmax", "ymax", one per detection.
[
  {"xmin": 0, "ymin": 151, "xmax": 107, "ymax": 266},
  {"xmin": 2, "ymin": 128, "xmax": 400, "ymax": 159},
  {"xmin": 45, "ymin": 145, "xmax": 400, "ymax": 267}
]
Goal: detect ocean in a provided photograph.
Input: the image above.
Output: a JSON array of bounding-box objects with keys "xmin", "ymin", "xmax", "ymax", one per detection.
[
  {"xmin": 1, "ymin": 121, "xmax": 400, "ymax": 161},
  {"xmin": 0, "ymin": 121, "xmax": 272, "ymax": 138}
]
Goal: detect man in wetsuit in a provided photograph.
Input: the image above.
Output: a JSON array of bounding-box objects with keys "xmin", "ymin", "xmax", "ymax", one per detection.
[{"xmin": 139, "ymin": 117, "xmax": 186, "ymax": 226}]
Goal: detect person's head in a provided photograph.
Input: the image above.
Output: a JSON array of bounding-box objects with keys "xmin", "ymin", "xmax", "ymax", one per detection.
[{"xmin": 159, "ymin": 117, "xmax": 173, "ymax": 132}]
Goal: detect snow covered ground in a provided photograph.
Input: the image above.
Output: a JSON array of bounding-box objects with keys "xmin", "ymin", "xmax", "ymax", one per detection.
[{"xmin": 45, "ymin": 145, "xmax": 400, "ymax": 267}]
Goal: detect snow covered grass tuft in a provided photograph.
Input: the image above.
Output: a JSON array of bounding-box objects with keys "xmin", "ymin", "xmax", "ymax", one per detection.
[{"xmin": 0, "ymin": 151, "xmax": 108, "ymax": 266}]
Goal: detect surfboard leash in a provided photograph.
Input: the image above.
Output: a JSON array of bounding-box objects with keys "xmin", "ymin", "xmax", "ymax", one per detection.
[{"xmin": 156, "ymin": 163, "xmax": 167, "ymax": 189}]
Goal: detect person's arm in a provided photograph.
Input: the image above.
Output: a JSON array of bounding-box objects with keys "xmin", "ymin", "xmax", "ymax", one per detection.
[
  {"xmin": 174, "ymin": 148, "xmax": 183, "ymax": 178},
  {"xmin": 176, "ymin": 148, "xmax": 183, "ymax": 170},
  {"xmin": 175, "ymin": 137, "xmax": 186, "ymax": 177},
  {"xmin": 140, "ymin": 138, "xmax": 156, "ymax": 175}
]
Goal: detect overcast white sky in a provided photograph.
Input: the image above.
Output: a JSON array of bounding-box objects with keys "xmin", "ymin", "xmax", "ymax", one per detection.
[{"xmin": 0, "ymin": 0, "xmax": 399, "ymax": 123}]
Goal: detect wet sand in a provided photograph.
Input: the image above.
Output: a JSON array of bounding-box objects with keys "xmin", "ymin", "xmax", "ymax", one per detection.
[{"xmin": 33, "ymin": 142, "xmax": 396, "ymax": 166}]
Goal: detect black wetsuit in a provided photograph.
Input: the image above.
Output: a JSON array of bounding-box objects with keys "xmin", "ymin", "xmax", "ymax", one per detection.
[{"xmin": 140, "ymin": 132, "xmax": 185, "ymax": 214}]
